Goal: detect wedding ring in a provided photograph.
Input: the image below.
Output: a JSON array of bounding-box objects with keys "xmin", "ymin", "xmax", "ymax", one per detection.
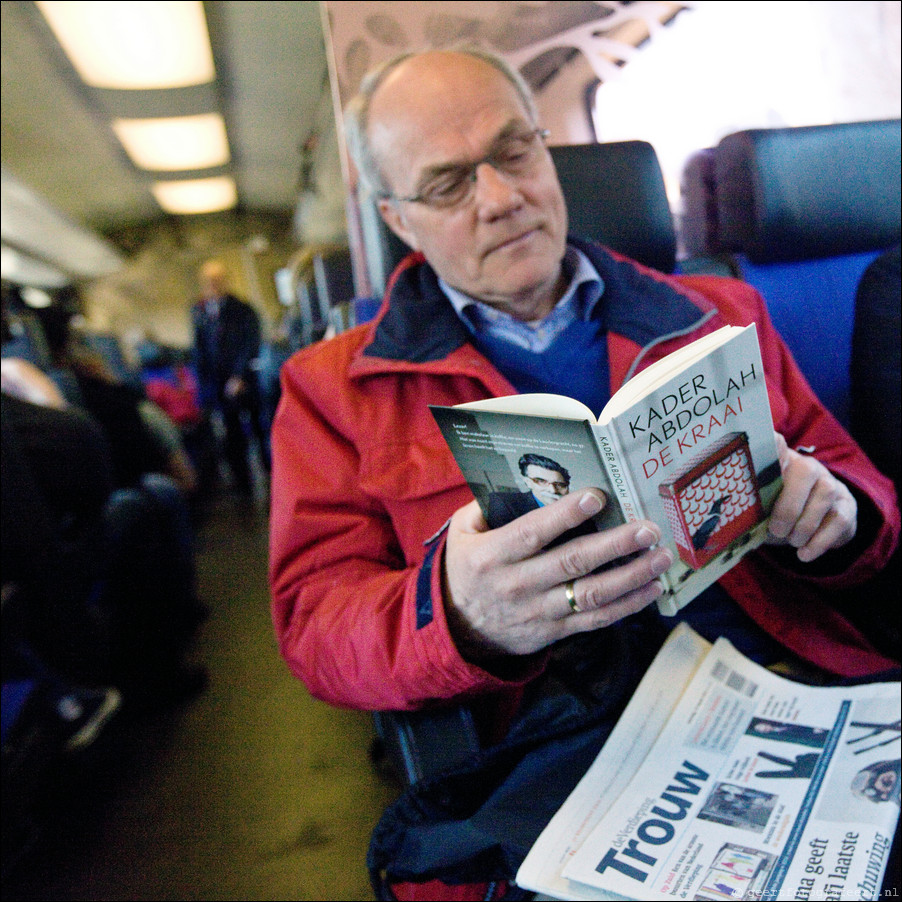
[{"xmin": 565, "ymin": 580, "xmax": 581, "ymax": 614}]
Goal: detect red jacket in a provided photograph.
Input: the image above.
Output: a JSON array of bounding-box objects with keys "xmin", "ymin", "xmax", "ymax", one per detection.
[{"xmin": 269, "ymin": 242, "xmax": 900, "ymax": 714}]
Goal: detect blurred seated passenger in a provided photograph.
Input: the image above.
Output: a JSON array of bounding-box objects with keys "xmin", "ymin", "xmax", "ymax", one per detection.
[
  {"xmin": 139, "ymin": 342, "xmax": 203, "ymax": 431},
  {"xmin": 2, "ymin": 363, "xmax": 207, "ymax": 711},
  {"xmin": 36, "ymin": 303, "xmax": 198, "ymax": 495},
  {"xmin": 136, "ymin": 340, "xmax": 219, "ymax": 511},
  {"xmin": 3, "ymin": 578, "xmax": 122, "ymax": 757},
  {"xmin": 1, "ymin": 357, "xmax": 67, "ymax": 409}
]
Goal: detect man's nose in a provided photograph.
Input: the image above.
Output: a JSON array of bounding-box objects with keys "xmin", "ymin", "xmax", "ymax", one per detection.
[{"xmin": 473, "ymin": 162, "xmax": 522, "ymax": 215}]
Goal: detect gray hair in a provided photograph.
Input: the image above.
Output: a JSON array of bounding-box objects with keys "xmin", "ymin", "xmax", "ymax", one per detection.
[{"xmin": 343, "ymin": 46, "xmax": 539, "ymax": 199}]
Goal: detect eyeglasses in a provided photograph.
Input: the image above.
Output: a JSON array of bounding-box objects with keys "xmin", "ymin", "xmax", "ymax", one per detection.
[
  {"xmin": 525, "ymin": 475, "xmax": 569, "ymax": 492},
  {"xmin": 381, "ymin": 127, "xmax": 550, "ymax": 210}
]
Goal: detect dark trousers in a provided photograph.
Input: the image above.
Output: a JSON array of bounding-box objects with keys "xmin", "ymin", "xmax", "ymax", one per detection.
[{"xmin": 220, "ymin": 391, "xmax": 270, "ymax": 495}]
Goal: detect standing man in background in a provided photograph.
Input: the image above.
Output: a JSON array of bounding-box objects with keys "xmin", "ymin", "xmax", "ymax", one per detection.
[{"xmin": 191, "ymin": 259, "xmax": 270, "ymax": 501}]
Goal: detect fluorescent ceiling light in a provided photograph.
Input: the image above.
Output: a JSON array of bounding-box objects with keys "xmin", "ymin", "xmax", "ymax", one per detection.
[
  {"xmin": 1, "ymin": 169, "xmax": 123, "ymax": 277},
  {"xmin": 152, "ymin": 176, "xmax": 238, "ymax": 214},
  {"xmin": 113, "ymin": 114, "xmax": 230, "ymax": 171},
  {"xmin": 36, "ymin": 1, "xmax": 215, "ymax": 89},
  {"xmin": 0, "ymin": 245, "xmax": 70, "ymax": 288}
]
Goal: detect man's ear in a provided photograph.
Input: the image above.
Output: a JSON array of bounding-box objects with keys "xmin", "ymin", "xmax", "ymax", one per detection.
[{"xmin": 377, "ymin": 199, "xmax": 419, "ymax": 251}]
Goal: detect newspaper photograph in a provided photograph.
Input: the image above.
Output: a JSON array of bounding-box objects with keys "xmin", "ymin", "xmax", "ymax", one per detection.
[{"xmin": 518, "ymin": 627, "xmax": 899, "ymax": 902}]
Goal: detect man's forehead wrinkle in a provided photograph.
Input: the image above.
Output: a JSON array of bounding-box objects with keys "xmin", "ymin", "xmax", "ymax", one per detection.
[
  {"xmin": 370, "ymin": 104, "xmax": 528, "ymax": 191},
  {"xmin": 416, "ymin": 118, "xmax": 530, "ymax": 178},
  {"xmin": 367, "ymin": 52, "xmax": 528, "ymax": 160}
]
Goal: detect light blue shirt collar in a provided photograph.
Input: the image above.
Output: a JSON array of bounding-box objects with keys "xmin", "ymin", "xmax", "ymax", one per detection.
[{"xmin": 440, "ymin": 245, "xmax": 604, "ymax": 353}]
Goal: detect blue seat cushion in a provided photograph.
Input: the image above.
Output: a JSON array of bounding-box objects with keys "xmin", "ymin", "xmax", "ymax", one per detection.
[{"xmin": 735, "ymin": 249, "xmax": 883, "ymax": 426}]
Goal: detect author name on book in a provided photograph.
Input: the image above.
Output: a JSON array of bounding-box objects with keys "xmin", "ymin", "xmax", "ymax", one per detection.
[{"xmin": 628, "ymin": 361, "xmax": 761, "ymax": 478}]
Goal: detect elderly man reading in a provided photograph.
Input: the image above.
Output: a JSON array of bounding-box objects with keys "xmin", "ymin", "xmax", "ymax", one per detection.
[{"xmin": 268, "ymin": 48, "xmax": 899, "ymax": 901}]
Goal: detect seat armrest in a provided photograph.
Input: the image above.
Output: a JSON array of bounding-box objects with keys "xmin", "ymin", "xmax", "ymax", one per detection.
[{"xmin": 373, "ymin": 703, "xmax": 481, "ymax": 785}]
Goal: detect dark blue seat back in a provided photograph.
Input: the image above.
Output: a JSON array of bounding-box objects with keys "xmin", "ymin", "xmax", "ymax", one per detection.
[
  {"xmin": 355, "ymin": 139, "xmax": 680, "ymax": 321},
  {"xmin": 550, "ymin": 140, "xmax": 676, "ymax": 273},
  {"xmin": 710, "ymin": 119, "xmax": 901, "ymax": 426}
]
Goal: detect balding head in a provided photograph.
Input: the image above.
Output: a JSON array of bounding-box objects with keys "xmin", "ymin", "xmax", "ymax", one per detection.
[
  {"xmin": 199, "ymin": 259, "xmax": 229, "ymax": 299},
  {"xmin": 345, "ymin": 48, "xmax": 538, "ymax": 199},
  {"xmin": 342, "ymin": 47, "xmax": 568, "ymax": 321}
]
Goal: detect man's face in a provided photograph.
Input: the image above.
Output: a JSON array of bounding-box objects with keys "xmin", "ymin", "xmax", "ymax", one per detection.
[
  {"xmin": 369, "ymin": 52, "xmax": 568, "ymax": 321},
  {"xmin": 200, "ymin": 263, "xmax": 227, "ymax": 301},
  {"xmin": 752, "ymin": 722, "xmax": 781, "ymax": 734},
  {"xmin": 523, "ymin": 464, "xmax": 570, "ymax": 506},
  {"xmin": 872, "ymin": 768, "xmax": 898, "ymax": 802}
]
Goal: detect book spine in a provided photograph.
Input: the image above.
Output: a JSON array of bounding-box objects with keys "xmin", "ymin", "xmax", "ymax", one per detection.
[
  {"xmin": 593, "ymin": 422, "xmax": 642, "ymax": 525},
  {"xmin": 594, "ymin": 420, "xmax": 680, "ymax": 614}
]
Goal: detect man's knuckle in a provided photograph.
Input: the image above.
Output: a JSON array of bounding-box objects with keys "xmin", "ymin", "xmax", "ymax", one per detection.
[
  {"xmin": 503, "ymin": 571, "xmax": 531, "ymax": 602},
  {"xmin": 589, "ymin": 604, "xmax": 617, "ymax": 630},
  {"xmin": 468, "ymin": 542, "xmax": 499, "ymax": 577},
  {"xmin": 511, "ymin": 519, "xmax": 545, "ymax": 555},
  {"xmin": 579, "ymin": 583, "xmax": 606, "ymax": 610},
  {"xmin": 557, "ymin": 549, "xmax": 587, "ymax": 580}
]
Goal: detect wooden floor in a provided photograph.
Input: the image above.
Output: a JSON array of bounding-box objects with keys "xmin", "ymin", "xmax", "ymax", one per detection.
[{"xmin": 2, "ymin": 487, "xmax": 400, "ymax": 901}]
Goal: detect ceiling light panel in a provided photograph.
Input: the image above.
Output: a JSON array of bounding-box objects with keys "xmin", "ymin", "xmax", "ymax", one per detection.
[
  {"xmin": 1, "ymin": 168, "xmax": 124, "ymax": 276},
  {"xmin": 152, "ymin": 176, "xmax": 238, "ymax": 215},
  {"xmin": 113, "ymin": 114, "xmax": 230, "ymax": 171},
  {"xmin": 0, "ymin": 245, "xmax": 70, "ymax": 288},
  {"xmin": 35, "ymin": 0, "xmax": 216, "ymax": 90}
]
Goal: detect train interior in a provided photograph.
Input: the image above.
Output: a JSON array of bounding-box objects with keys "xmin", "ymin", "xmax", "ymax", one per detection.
[{"xmin": 2, "ymin": 2, "xmax": 900, "ymax": 900}]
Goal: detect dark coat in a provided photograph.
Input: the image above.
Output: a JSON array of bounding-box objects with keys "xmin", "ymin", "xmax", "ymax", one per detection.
[
  {"xmin": 486, "ymin": 489, "xmax": 540, "ymax": 528},
  {"xmin": 191, "ymin": 293, "xmax": 261, "ymax": 406}
]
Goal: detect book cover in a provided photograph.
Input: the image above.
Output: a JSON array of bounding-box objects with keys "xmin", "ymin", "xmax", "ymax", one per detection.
[
  {"xmin": 593, "ymin": 324, "xmax": 781, "ymax": 613},
  {"xmin": 431, "ymin": 324, "xmax": 781, "ymax": 616},
  {"xmin": 430, "ymin": 405, "xmax": 628, "ymax": 539}
]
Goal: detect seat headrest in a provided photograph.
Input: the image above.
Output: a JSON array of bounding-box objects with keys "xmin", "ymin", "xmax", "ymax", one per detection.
[
  {"xmin": 714, "ymin": 119, "xmax": 901, "ymax": 264},
  {"xmin": 550, "ymin": 140, "xmax": 676, "ymax": 273},
  {"xmin": 360, "ymin": 139, "xmax": 677, "ymax": 294},
  {"xmin": 678, "ymin": 147, "xmax": 718, "ymax": 258}
]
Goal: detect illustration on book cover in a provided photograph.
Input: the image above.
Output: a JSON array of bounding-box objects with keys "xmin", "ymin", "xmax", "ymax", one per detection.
[{"xmin": 658, "ymin": 430, "xmax": 764, "ymax": 571}]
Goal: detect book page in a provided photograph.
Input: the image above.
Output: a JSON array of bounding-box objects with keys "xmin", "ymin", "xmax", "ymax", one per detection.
[
  {"xmin": 455, "ymin": 393, "xmax": 598, "ymax": 422},
  {"xmin": 599, "ymin": 326, "xmax": 746, "ymax": 424}
]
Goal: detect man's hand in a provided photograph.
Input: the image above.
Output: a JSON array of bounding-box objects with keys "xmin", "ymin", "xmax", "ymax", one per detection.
[
  {"xmin": 766, "ymin": 433, "xmax": 857, "ymax": 562},
  {"xmin": 442, "ymin": 489, "xmax": 674, "ymax": 660}
]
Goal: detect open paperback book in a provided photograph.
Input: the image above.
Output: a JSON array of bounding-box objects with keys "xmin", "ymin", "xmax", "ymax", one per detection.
[
  {"xmin": 515, "ymin": 623, "xmax": 900, "ymax": 901},
  {"xmin": 431, "ymin": 323, "xmax": 782, "ymax": 615}
]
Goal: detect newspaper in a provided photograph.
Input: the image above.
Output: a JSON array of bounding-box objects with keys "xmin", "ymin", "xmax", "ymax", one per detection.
[{"xmin": 516, "ymin": 624, "xmax": 900, "ymax": 901}]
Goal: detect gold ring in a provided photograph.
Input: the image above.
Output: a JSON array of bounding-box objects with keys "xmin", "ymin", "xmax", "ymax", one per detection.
[{"xmin": 565, "ymin": 580, "xmax": 580, "ymax": 614}]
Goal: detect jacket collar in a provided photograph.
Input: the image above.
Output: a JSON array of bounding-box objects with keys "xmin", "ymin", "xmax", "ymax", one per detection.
[
  {"xmin": 360, "ymin": 238, "xmax": 711, "ymax": 366},
  {"xmin": 363, "ymin": 253, "xmax": 470, "ymax": 363}
]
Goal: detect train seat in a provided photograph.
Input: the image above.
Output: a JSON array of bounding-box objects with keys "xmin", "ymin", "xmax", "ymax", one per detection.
[
  {"xmin": 549, "ymin": 140, "xmax": 677, "ymax": 273},
  {"xmin": 680, "ymin": 119, "xmax": 902, "ymax": 426},
  {"xmin": 676, "ymin": 146, "xmax": 735, "ymax": 277},
  {"xmin": 368, "ymin": 138, "xmax": 691, "ymax": 788},
  {"xmin": 354, "ymin": 138, "xmax": 687, "ymax": 326}
]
